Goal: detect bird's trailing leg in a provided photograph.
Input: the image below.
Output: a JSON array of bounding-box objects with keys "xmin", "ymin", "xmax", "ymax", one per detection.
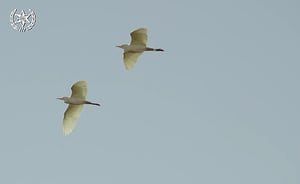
[
  {"xmin": 85, "ymin": 101, "xmax": 100, "ymax": 106},
  {"xmin": 146, "ymin": 47, "xmax": 164, "ymax": 51}
]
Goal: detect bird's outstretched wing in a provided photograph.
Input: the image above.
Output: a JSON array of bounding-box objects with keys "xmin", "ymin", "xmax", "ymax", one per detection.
[
  {"xmin": 123, "ymin": 52, "xmax": 142, "ymax": 70},
  {"xmin": 63, "ymin": 104, "xmax": 83, "ymax": 135},
  {"xmin": 130, "ymin": 28, "xmax": 147, "ymax": 46},
  {"xmin": 71, "ymin": 80, "xmax": 87, "ymax": 99}
]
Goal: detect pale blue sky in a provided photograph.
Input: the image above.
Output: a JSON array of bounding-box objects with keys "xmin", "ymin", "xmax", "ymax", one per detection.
[{"xmin": 0, "ymin": 0, "xmax": 299, "ymax": 183}]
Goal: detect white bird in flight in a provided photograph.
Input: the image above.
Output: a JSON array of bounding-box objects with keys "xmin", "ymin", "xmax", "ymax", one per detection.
[
  {"xmin": 116, "ymin": 27, "xmax": 164, "ymax": 70},
  {"xmin": 57, "ymin": 80, "xmax": 100, "ymax": 135}
]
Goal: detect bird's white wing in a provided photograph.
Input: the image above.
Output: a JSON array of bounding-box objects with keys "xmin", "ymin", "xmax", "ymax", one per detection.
[
  {"xmin": 71, "ymin": 80, "xmax": 87, "ymax": 99},
  {"xmin": 123, "ymin": 52, "xmax": 142, "ymax": 70},
  {"xmin": 130, "ymin": 28, "xmax": 147, "ymax": 46},
  {"xmin": 62, "ymin": 104, "xmax": 83, "ymax": 135}
]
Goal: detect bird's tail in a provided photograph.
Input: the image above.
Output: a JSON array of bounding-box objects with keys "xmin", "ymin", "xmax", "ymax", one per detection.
[
  {"xmin": 85, "ymin": 101, "xmax": 101, "ymax": 106},
  {"xmin": 146, "ymin": 47, "xmax": 164, "ymax": 51}
]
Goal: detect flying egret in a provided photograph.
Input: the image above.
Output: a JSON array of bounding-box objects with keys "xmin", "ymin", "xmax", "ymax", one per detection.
[
  {"xmin": 57, "ymin": 80, "xmax": 100, "ymax": 135},
  {"xmin": 116, "ymin": 27, "xmax": 164, "ymax": 69}
]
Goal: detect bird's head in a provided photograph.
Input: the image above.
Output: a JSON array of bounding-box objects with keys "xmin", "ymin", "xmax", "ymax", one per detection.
[
  {"xmin": 57, "ymin": 97, "xmax": 67, "ymax": 101},
  {"xmin": 116, "ymin": 44, "xmax": 128, "ymax": 49}
]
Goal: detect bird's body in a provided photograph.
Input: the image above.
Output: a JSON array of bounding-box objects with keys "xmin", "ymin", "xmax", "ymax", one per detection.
[
  {"xmin": 117, "ymin": 44, "xmax": 145, "ymax": 53},
  {"xmin": 116, "ymin": 28, "xmax": 164, "ymax": 69},
  {"xmin": 58, "ymin": 96, "xmax": 100, "ymax": 106},
  {"xmin": 57, "ymin": 80, "xmax": 100, "ymax": 135},
  {"xmin": 118, "ymin": 44, "xmax": 164, "ymax": 53}
]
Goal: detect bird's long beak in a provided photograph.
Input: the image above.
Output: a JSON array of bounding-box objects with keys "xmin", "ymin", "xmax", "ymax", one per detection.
[
  {"xmin": 116, "ymin": 45, "xmax": 121, "ymax": 48},
  {"xmin": 57, "ymin": 97, "xmax": 63, "ymax": 100}
]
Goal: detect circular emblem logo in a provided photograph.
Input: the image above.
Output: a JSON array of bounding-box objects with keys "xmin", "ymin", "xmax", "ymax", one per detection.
[{"xmin": 10, "ymin": 9, "xmax": 36, "ymax": 32}]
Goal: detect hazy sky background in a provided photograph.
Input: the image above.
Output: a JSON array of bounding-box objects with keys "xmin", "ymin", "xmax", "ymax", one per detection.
[{"xmin": 0, "ymin": 0, "xmax": 299, "ymax": 183}]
